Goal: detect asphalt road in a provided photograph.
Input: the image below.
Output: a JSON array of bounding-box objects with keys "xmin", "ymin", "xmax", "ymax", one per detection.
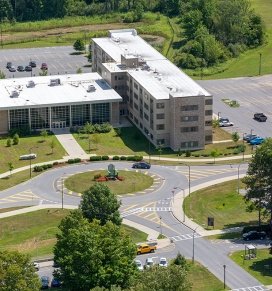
[
  {"xmin": 0, "ymin": 161, "xmax": 268, "ymax": 290},
  {"xmin": 0, "ymin": 46, "xmax": 91, "ymax": 78}
]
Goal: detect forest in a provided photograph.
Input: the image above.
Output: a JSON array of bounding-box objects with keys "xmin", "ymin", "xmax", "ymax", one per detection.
[{"xmin": 0, "ymin": 0, "xmax": 265, "ymax": 69}]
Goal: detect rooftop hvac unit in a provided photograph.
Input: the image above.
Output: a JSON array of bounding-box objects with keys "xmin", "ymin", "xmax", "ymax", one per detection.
[
  {"xmin": 26, "ymin": 80, "xmax": 35, "ymax": 88},
  {"xmin": 87, "ymin": 84, "xmax": 96, "ymax": 92},
  {"xmin": 10, "ymin": 90, "xmax": 19, "ymax": 98},
  {"xmin": 49, "ymin": 78, "xmax": 61, "ymax": 86}
]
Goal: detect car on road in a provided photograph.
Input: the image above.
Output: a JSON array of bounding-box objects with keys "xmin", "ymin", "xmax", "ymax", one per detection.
[
  {"xmin": 29, "ymin": 60, "xmax": 37, "ymax": 67},
  {"xmin": 135, "ymin": 259, "xmax": 144, "ymax": 271},
  {"xmin": 33, "ymin": 262, "xmax": 40, "ymax": 271},
  {"xmin": 254, "ymin": 113, "xmax": 267, "ymax": 122},
  {"xmin": 40, "ymin": 276, "xmax": 50, "ymax": 289},
  {"xmin": 145, "ymin": 257, "xmax": 154, "ymax": 269},
  {"xmin": 132, "ymin": 162, "xmax": 151, "ymax": 169},
  {"xmin": 243, "ymin": 231, "xmax": 266, "ymax": 241},
  {"xmin": 25, "ymin": 65, "xmax": 32, "ymax": 71},
  {"xmin": 159, "ymin": 257, "xmax": 168, "ymax": 267},
  {"xmin": 6, "ymin": 62, "xmax": 12, "ymax": 69},
  {"xmin": 249, "ymin": 137, "xmax": 265, "ymax": 145},
  {"xmin": 243, "ymin": 134, "xmax": 258, "ymax": 142},
  {"xmin": 51, "ymin": 277, "xmax": 61, "ymax": 288},
  {"xmin": 219, "ymin": 117, "xmax": 233, "ymax": 127},
  {"xmin": 41, "ymin": 63, "xmax": 48, "ymax": 70},
  {"xmin": 8, "ymin": 66, "xmax": 16, "ymax": 72},
  {"xmin": 17, "ymin": 65, "xmax": 25, "ymax": 72},
  {"xmin": 137, "ymin": 243, "xmax": 156, "ymax": 255}
]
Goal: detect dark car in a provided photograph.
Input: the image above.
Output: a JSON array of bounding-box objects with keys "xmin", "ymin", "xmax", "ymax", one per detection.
[
  {"xmin": 6, "ymin": 62, "xmax": 12, "ymax": 69},
  {"xmin": 29, "ymin": 60, "xmax": 37, "ymax": 67},
  {"xmin": 40, "ymin": 276, "xmax": 50, "ymax": 289},
  {"xmin": 51, "ymin": 277, "xmax": 61, "ymax": 288},
  {"xmin": 41, "ymin": 63, "xmax": 48, "ymax": 70},
  {"xmin": 254, "ymin": 113, "xmax": 267, "ymax": 122},
  {"xmin": 243, "ymin": 134, "xmax": 258, "ymax": 142},
  {"xmin": 132, "ymin": 162, "xmax": 151, "ymax": 169},
  {"xmin": 242, "ymin": 231, "xmax": 266, "ymax": 241},
  {"xmin": 8, "ymin": 66, "xmax": 16, "ymax": 72},
  {"xmin": 25, "ymin": 65, "xmax": 32, "ymax": 71},
  {"xmin": 17, "ymin": 65, "xmax": 25, "ymax": 72}
]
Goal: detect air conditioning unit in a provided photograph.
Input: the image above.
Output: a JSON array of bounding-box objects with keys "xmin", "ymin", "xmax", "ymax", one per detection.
[
  {"xmin": 87, "ymin": 85, "xmax": 96, "ymax": 92},
  {"xmin": 10, "ymin": 90, "xmax": 19, "ymax": 98},
  {"xmin": 26, "ymin": 80, "xmax": 35, "ymax": 88},
  {"xmin": 49, "ymin": 78, "xmax": 61, "ymax": 86}
]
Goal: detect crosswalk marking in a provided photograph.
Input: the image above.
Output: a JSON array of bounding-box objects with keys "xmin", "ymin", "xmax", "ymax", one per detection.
[
  {"xmin": 170, "ymin": 233, "xmax": 202, "ymax": 242},
  {"xmin": 232, "ymin": 286, "xmax": 269, "ymax": 291},
  {"xmin": 121, "ymin": 206, "xmax": 172, "ymax": 218},
  {"xmin": 0, "ymin": 190, "xmax": 39, "ymax": 203}
]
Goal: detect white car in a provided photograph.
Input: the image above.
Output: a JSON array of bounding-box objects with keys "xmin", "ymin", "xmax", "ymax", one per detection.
[
  {"xmin": 219, "ymin": 118, "xmax": 233, "ymax": 127},
  {"xmin": 159, "ymin": 257, "xmax": 168, "ymax": 267},
  {"xmin": 145, "ymin": 257, "xmax": 154, "ymax": 269},
  {"xmin": 135, "ymin": 259, "xmax": 143, "ymax": 271},
  {"xmin": 33, "ymin": 262, "xmax": 40, "ymax": 271}
]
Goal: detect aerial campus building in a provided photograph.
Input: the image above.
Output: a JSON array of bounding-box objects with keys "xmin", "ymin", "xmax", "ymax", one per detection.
[
  {"xmin": 92, "ymin": 29, "xmax": 213, "ymax": 151},
  {"xmin": 0, "ymin": 29, "xmax": 212, "ymax": 151}
]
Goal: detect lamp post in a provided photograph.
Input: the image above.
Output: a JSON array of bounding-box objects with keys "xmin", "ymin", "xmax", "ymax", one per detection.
[
  {"xmin": 159, "ymin": 216, "xmax": 162, "ymax": 236},
  {"xmin": 223, "ymin": 264, "xmax": 226, "ymax": 289},
  {"xmin": 29, "ymin": 147, "xmax": 37, "ymax": 178},
  {"xmin": 259, "ymin": 53, "xmax": 262, "ymax": 75},
  {"xmin": 237, "ymin": 162, "xmax": 247, "ymax": 194},
  {"xmin": 173, "ymin": 187, "xmax": 185, "ymax": 222},
  {"xmin": 242, "ymin": 133, "xmax": 246, "ymax": 161},
  {"xmin": 179, "ymin": 162, "xmax": 191, "ymax": 196},
  {"xmin": 147, "ymin": 133, "xmax": 151, "ymax": 164},
  {"xmin": 61, "ymin": 176, "xmax": 64, "ymax": 210},
  {"xmin": 192, "ymin": 226, "xmax": 198, "ymax": 264},
  {"xmin": 217, "ymin": 112, "xmax": 221, "ymax": 121}
]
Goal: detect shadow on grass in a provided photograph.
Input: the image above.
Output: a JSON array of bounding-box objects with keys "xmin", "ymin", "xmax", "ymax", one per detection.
[
  {"xmin": 70, "ymin": 51, "xmax": 84, "ymax": 55},
  {"xmin": 250, "ymin": 257, "xmax": 272, "ymax": 276},
  {"xmin": 223, "ymin": 220, "xmax": 259, "ymax": 229}
]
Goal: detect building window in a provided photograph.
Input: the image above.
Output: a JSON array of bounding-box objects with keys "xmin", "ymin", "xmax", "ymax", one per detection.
[
  {"xmin": 157, "ymin": 139, "xmax": 165, "ymax": 145},
  {"xmin": 129, "ymin": 111, "xmax": 133, "ymax": 118},
  {"xmin": 180, "ymin": 141, "xmax": 198, "ymax": 148},
  {"xmin": 180, "ymin": 126, "xmax": 198, "ymax": 132},
  {"xmin": 181, "ymin": 105, "xmax": 198, "ymax": 111},
  {"xmin": 134, "ymin": 82, "xmax": 138, "ymax": 90},
  {"xmin": 92, "ymin": 103, "xmax": 110, "ymax": 124},
  {"xmin": 144, "ymin": 113, "xmax": 149, "ymax": 121},
  {"xmin": 134, "ymin": 117, "xmax": 139, "ymax": 124},
  {"xmin": 30, "ymin": 107, "xmax": 49, "ymax": 129},
  {"xmin": 144, "ymin": 127, "xmax": 148, "ymax": 134},
  {"xmin": 134, "ymin": 103, "xmax": 139, "ymax": 110},
  {"xmin": 140, "ymin": 88, "xmax": 143, "ymax": 94},
  {"xmin": 205, "ymin": 120, "xmax": 212, "ymax": 126},
  {"xmin": 71, "ymin": 104, "xmax": 90, "ymax": 126},
  {"xmin": 134, "ymin": 93, "xmax": 138, "ymax": 100},
  {"xmin": 115, "ymin": 76, "xmax": 117, "ymax": 81},
  {"xmin": 205, "ymin": 99, "xmax": 213, "ymax": 105},
  {"xmin": 156, "ymin": 113, "xmax": 165, "ymax": 119},
  {"xmin": 51, "ymin": 105, "xmax": 70, "ymax": 126},
  {"xmin": 144, "ymin": 102, "xmax": 149, "ymax": 110},
  {"xmin": 205, "ymin": 110, "xmax": 212, "ymax": 116},
  {"xmin": 156, "ymin": 124, "xmax": 165, "ymax": 130},
  {"xmin": 205, "ymin": 135, "xmax": 212, "ymax": 142},
  {"xmin": 156, "ymin": 103, "xmax": 165, "ymax": 109},
  {"xmin": 9, "ymin": 108, "xmax": 29, "ymax": 129},
  {"xmin": 181, "ymin": 116, "xmax": 198, "ymax": 122}
]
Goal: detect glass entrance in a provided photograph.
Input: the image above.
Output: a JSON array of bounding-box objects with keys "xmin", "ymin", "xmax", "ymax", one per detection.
[{"xmin": 52, "ymin": 121, "xmax": 66, "ymax": 128}]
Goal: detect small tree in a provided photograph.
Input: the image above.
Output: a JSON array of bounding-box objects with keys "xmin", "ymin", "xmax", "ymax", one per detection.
[
  {"xmin": 92, "ymin": 133, "xmax": 100, "ymax": 150},
  {"xmin": 13, "ymin": 133, "xmax": 19, "ymax": 145},
  {"xmin": 8, "ymin": 162, "xmax": 14, "ymax": 177},
  {"xmin": 76, "ymin": 67, "xmax": 82, "ymax": 74},
  {"xmin": 232, "ymin": 131, "xmax": 240, "ymax": 147},
  {"xmin": 39, "ymin": 70, "xmax": 48, "ymax": 76},
  {"xmin": 157, "ymin": 144, "xmax": 163, "ymax": 160},
  {"xmin": 84, "ymin": 122, "xmax": 94, "ymax": 153},
  {"xmin": 73, "ymin": 39, "xmax": 85, "ymax": 52},
  {"xmin": 212, "ymin": 118, "xmax": 219, "ymax": 129},
  {"xmin": 50, "ymin": 138, "xmax": 56, "ymax": 154},
  {"xmin": 40, "ymin": 129, "xmax": 48, "ymax": 142},
  {"xmin": 211, "ymin": 149, "xmax": 220, "ymax": 164},
  {"xmin": 6, "ymin": 138, "xmax": 11, "ymax": 147}
]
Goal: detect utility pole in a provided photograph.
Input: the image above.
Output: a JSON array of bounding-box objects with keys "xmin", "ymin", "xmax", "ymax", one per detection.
[{"xmin": 259, "ymin": 53, "xmax": 262, "ymax": 75}]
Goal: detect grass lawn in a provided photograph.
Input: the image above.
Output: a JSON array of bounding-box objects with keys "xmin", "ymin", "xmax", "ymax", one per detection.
[
  {"xmin": 65, "ymin": 170, "xmax": 154, "ymax": 195},
  {"xmin": 187, "ymin": 261, "xmax": 226, "ymax": 291},
  {"xmin": 213, "ymin": 127, "xmax": 232, "ymax": 141},
  {"xmin": 0, "ymin": 134, "xmax": 66, "ymax": 174},
  {"xmin": 230, "ymin": 248, "xmax": 272, "ymax": 285},
  {"xmin": 0, "ymin": 209, "xmax": 148, "ymax": 259},
  {"xmin": 184, "ymin": 180, "xmax": 260, "ymax": 230}
]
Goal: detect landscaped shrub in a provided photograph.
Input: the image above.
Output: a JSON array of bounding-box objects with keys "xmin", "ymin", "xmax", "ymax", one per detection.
[
  {"xmin": 33, "ymin": 166, "xmax": 43, "ymax": 172},
  {"xmin": 93, "ymin": 173, "xmax": 102, "ymax": 180},
  {"xmin": 102, "ymin": 155, "xmax": 109, "ymax": 160},
  {"xmin": 6, "ymin": 138, "xmax": 11, "ymax": 147},
  {"xmin": 67, "ymin": 158, "xmax": 82, "ymax": 164},
  {"xmin": 242, "ymin": 224, "xmax": 271, "ymax": 234},
  {"xmin": 53, "ymin": 161, "xmax": 59, "ymax": 166},
  {"xmin": 93, "ymin": 123, "xmax": 112, "ymax": 133},
  {"xmin": 126, "ymin": 155, "xmax": 143, "ymax": 161},
  {"xmin": 74, "ymin": 158, "xmax": 81, "ymax": 163},
  {"xmin": 185, "ymin": 151, "xmax": 191, "ymax": 157},
  {"xmin": 90, "ymin": 156, "xmax": 102, "ymax": 161},
  {"xmin": 13, "ymin": 133, "xmax": 19, "ymax": 145},
  {"xmin": 120, "ymin": 156, "xmax": 127, "ymax": 160},
  {"xmin": 112, "ymin": 156, "xmax": 120, "ymax": 160}
]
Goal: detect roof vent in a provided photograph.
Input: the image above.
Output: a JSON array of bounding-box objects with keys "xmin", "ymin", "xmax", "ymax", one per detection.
[
  {"xmin": 87, "ymin": 84, "xmax": 96, "ymax": 92},
  {"xmin": 26, "ymin": 80, "xmax": 35, "ymax": 88},
  {"xmin": 49, "ymin": 78, "xmax": 61, "ymax": 86},
  {"xmin": 10, "ymin": 90, "xmax": 19, "ymax": 98}
]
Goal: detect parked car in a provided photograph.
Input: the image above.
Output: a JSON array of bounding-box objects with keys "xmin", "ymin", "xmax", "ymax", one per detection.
[
  {"xmin": 159, "ymin": 257, "xmax": 168, "ymax": 267},
  {"xmin": 6, "ymin": 62, "xmax": 12, "ymax": 69},
  {"xmin": 40, "ymin": 276, "xmax": 50, "ymax": 289},
  {"xmin": 51, "ymin": 277, "xmax": 61, "ymax": 288},
  {"xmin": 17, "ymin": 65, "xmax": 25, "ymax": 72},
  {"xmin": 29, "ymin": 60, "xmax": 37, "ymax": 67},
  {"xmin": 25, "ymin": 65, "xmax": 32, "ymax": 71},
  {"xmin": 132, "ymin": 162, "xmax": 151, "ymax": 169},
  {"xmin": 249, "ymin": 137, "xmax": 265, "ymax": 145},
  {"xmin": 145, "ymin": 257, "xmax": 154, "ymax": 269},
  {"xmin": 243, "ymin": 231, "xmax": 266, "ymax": 241},
  {"xmin": 33, "ymin": 262, "xmax": 39, "ymax": 271},
  {"xmin": 8, "ymin": 66, "xmax": 16, "ymax": 72},
  {"xmin": 135, "ymin": 259, "xmax": 144, "ymax": 271},
  {"xmin": 41, "ymin": 63, "xmax": 48, "ymax": 70},
  {"xmin": 254, "ymin": 113, "xmax": 267, "ymax": 122},
  {"xmin": 219, "ymin": 118, "xmax": 233, "ymax": 127},
  {"xmin": 243, "ymin": 134, "xmax": 258, "ymax": 142},
  {"xmin": 137, "ymin": 243, "xmax": 156, "ymax": 255}
]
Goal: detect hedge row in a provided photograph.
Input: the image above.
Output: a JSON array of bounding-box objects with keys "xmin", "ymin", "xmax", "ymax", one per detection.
[
  {"xmin": 67, "ymin": 158, "xmax": 81, "ymax": 164},
  {"xmin": 33, "ymin": 164, "xmax": 53, "ymax": 172},
  {"xmin": 242, "ymin": 224, "xmax": 271, "ymax": 234},
  {"xmin": 90, "ymin": 155, "xmax": 143, "ymax": 162}
]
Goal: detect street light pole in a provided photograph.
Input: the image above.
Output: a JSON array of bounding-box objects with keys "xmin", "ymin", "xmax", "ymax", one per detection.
[
  {"xmin": 147, "ymin": 133, "xmax": 151, "ymax": 164},
  {"xmin": 61, "ymin": 177, "xmax": 64, "ymax": 210},
  {"xmin": 259, "ymin": 53, "xmax": 262, "ymax": 75},
  {"xmin": 192, "ymin": 226, "xmax": 198, "ymax": 264},
  {"xmin": 217, "ymin": 112, "xmax": 221, "ymax": 121},
  {"xmin": 159, "ymin": 216, "xmax": 162, "ymax": 236},
  {"xmin": 180, "ymin": 162, "xmax": 191, "ymax": 196},
  {"xmin": 223, "ymin": 264, "xmax": 226, "ymax": 289},
  {"xmin": 242, "ymin": 133, "xmax": 246, "ymax": 161}
]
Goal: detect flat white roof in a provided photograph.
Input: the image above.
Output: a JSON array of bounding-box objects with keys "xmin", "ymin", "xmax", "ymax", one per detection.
[
  {"xmin": 0, "ymin": 73, "xmax": 122, "ymax": 109},
  {"xmin": 93, "ymin": 29, "xmax": 211, "ymax": 99}
]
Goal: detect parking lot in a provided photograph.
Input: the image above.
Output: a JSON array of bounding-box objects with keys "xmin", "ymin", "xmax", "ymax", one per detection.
[
  {"xmin": 199, "ymin": 75, "xmax": 272, "ymax": 139},
  {"xmin": 0, "ymin": 46, "xmax": 90, "ymax": 78}
]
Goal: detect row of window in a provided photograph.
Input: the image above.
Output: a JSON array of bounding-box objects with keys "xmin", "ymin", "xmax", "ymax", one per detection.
[{"xmin": 181, "ymin": 126, "xmax": 198, "ymax": 133}]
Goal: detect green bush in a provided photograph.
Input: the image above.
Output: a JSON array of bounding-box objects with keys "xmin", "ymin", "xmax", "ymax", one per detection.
[
  {"xmin": 123, "ymin": 12, "xmax": 134, "ymax": 23},
  {"xmin": 112, "ymin": 156, "xmax": 120, "ymax": 160},
  {"xmin": 90, "ymin": 156, "xmax": 102, "ymax": 161},
  {"xmin": 102, "ymin": 155, "xmax": 109, "ymax": 160},
  {"xmin": 67, "ymin": 158, "xmax": 82, "ymax": 164},
  {"xmin": 53, "ymin": 161, "xmax": 59, "ymax": 166},
  {"xmin": 6, "ymin": 138, "xmax": 11, "ymax": 147},
  {"xmin": 93, "ymin": 173, "xmax": 102, "ymax": 180},
  {"xmin": 74, "ymin": 158, "xmax": 81, "ymax": 163},
  {"xmin": 185, "ymin": 151, "xmax": 191, "ymax": 157},
  {"xmin": 13, "ymin": 133, "xmax": 19, "ymax": 145},
  {"xmin": 33, "ymin": 166, "xmax": 43, "ymax": 172},
  {"xmin": 120, "ymin": 156, "xmax": 127, "ymax": 160}
]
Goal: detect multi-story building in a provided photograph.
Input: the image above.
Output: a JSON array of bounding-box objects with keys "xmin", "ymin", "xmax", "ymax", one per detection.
[
  {"xmin": 92, "ymin": 29, "xmax": 213, "ymax": 151},
  {"xmin": 0, "ymin": 73, "xmax": 121, "ymax": 134}
]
